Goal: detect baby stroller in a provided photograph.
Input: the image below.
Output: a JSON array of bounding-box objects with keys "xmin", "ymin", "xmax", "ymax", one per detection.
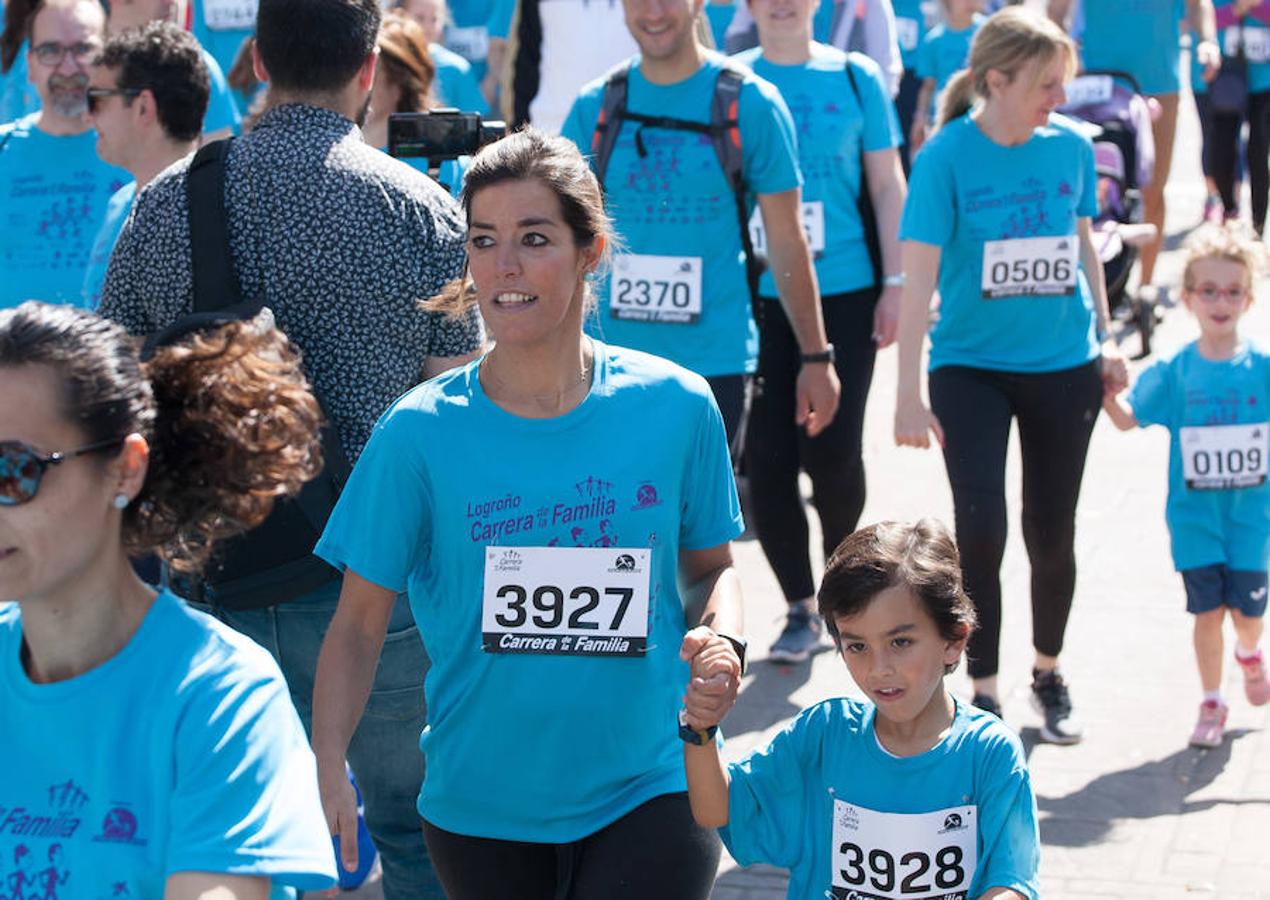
[{"xmin": 1059, "ymin": 70, "xmax": 1158, "ymax": 354}]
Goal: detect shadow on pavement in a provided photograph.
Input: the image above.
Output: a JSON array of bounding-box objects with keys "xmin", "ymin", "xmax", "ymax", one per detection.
[
  {"xmin": 1033, "ymin": 728, "xmax": 1263, "ymax": 848},
  {"xmin": 725, "ymin": 655, "xmax": 826, "ymax": 739}
]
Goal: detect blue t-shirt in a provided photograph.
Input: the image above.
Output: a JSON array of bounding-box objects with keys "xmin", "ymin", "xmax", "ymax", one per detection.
[
  {"xmin": 705, "ymin": 2, "xmax": 735, "ymax": 50},
  {"xmin": 893, "ymin": 0, "xmax": 936, "ymax": 71},
  {"xmin": 1216, "ymin": 0, "xmax": 1270, "ymax": 95},
  {"xmin": 733, "ymin": 45, "xmax": 901, "ymax": 297},
  {"xmin": 316, "ymin": 343, "xmax": 743, "ymax": 842},
  {"xmin": 379, "ymin": 147, "xmax": 466, "ymax": 199},
  {"xmin": 0, "ymin": 113, "xmax": 130, "ymax": 309},
  {"xmin": 1081, "ymin": 0, "xmax": 1184, "ymax": 96},
  {"xmin": 915, "ymin": 14, "xmax": 983, "ymax": 93},
  {"xmin": 0, "ymin": 44, "xmax": 38, "ymax": 125},
  {"xmin": 445, "ymin": 0, "xmax": 516, "ymax": 84},
  {"xmin": 561, "ymin": 53, "xmax": 802, "ymax": 377},
  {"xmin": 722, "ymin": 698, "xmax": 1040, "ymax": 900},
  {"xmin": 1127, "ymin": 340, "xmax": 1270, "ymax": 572},
  {"xmin": 0, "ymin": 591, "xmax": 337, "ymax": 895},
  {"xmin": 202, "ymin": 46, "xmax": 244, "ymax": 135},
  {"xmin": 191, "ymin": 0, "xmax": 253, "ymax": 101},
  {"xmin": 81, "ymin": 180, "xmax": 135, "ymax": 310},
  {"xmin": 431, "ymin": 42, "xmax": 490, "ymax": 115},
  {"xmin": 899, "ymin": 113, "xmax": 1100, "ymax": 373}
]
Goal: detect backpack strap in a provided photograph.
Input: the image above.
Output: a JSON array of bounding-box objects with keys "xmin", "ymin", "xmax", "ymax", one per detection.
[
  {"xmin": 592, "ymin": 59, "xmax": 635, "ymax": 187},
  {"xmin": 187, "ymin": 138, "xmax": 245, "ymax": 313},
  {"xmin": 844, "ymin": 56, "xmax": 883, "ymax": 288}
]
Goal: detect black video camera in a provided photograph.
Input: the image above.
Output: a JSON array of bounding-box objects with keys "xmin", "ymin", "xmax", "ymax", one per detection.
[{"xmin": 388, "ymin": 109, "xmax": 507, "ymax": 161}]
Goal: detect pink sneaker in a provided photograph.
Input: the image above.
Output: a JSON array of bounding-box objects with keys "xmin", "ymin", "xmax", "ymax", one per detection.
[
  {"xmin": 1236, "ymin": 650, "xmax": 1270, "ymax": 706},
  {"xmin": 1189, "ymin": 700, "xmax": 1228, "ymax": 748}
]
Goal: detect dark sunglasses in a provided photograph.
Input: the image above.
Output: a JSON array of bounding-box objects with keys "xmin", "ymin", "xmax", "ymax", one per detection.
[
  {"xmin": 86, "ymin": 87, "xmax": 141, "ymax": 114},
  {"xmin": 0, "ymin": 438, "xmax": 125, "ymax": 507}
]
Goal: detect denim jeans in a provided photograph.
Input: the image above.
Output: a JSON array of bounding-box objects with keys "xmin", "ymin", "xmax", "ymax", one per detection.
[{"xmin": 194, "ymin": 580, "xmax": 442, "ymax": 898}]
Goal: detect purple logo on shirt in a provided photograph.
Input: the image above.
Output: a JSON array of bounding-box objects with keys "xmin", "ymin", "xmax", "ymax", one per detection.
[
  {"xmin": 632, "ymin": 483, "xmax": 662, "ymax": 511},
  {"xmin": 92, "ymin": 807, "xmax": 145, "ymax": 847}
]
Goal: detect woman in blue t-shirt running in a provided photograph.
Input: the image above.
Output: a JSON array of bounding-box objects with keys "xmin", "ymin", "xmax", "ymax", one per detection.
[
  {"xmin": 311, "ymin": 129, "xmax": 748, "ymax": 899},
  {"xmin": 894, "ymin": 7, "xmax": 1128, "ymax": 745},
  {"xmin": 0, "ymin": 302, "xmax": 337, "ymax": 896}
]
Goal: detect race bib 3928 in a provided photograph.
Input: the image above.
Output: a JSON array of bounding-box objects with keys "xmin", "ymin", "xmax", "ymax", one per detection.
[{"xmin": 831, "ymin": 800, "xmax": 978, "ymax": 900}]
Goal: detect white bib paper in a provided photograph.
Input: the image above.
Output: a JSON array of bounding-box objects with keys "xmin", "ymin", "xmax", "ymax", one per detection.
[
  {"xmin": 1241, "ymin": 26, "xmax": 1270, "ymax": 63},
  {"xmin": 980, "ymin": 235, "xmax": 1078, "ymax": 298},
  {"xmin": 481, "ymin": 547, "xmax": 651, "ymax": 657},
  {"xmin": 896, "ymin": 17, "xmax": 920, "ymax": 52},
  {"xmin": 1180, "ymin": 423, "xmax": 1268, "ymax": 490},
  {"xmin": 446, "ymin": 24, "xmax": 490, "ymax": 62},
  {"xmin": 831, "ymin": 801, "xmax": 978, "ymax": 900},
  {"xmin": 748, "ymin": 201, "xmax": 826, "ymax": 259},
  {"xmin": 1063, "ymin": 74, "xmax": 1113, "ymax": 107},
  {"xmin": 202, "ymin": 0, "xmax": 257, "ymax": 31},
  {"xmin": 610, "ymin": 254, "xmax": 703, "ymax": 324}
]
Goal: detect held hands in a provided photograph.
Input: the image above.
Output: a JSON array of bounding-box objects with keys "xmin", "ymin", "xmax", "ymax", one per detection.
[
  {"xmin": 873, "ymin": 285, "xmax": 902, "ymax": 348},
  {"xmin": 317, "ymin": 758, "xmax": 363, "ymax": 875},
  {"xmin": 1196, "ymin": 37, "xmax": 1222, "ymax": 82},
  {"xmin": 797, "ymin": 361, "xmax": 841, "ymax": 438},
  {"xmin": 1099, "ymin": 345, "xmax": 1130, "ymax": 396},
  {"xmin": 679, "ymin": 626, "xmax": 742, "ymax": 731},
  {"xmin": 894, "ymin": 396, "xmax": 945, "ymax": 449}
]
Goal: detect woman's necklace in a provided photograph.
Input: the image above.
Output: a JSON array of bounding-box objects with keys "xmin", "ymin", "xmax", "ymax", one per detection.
[{"xmin": 480, "ymin": 343, "xmax": 594, "ymax": 413}]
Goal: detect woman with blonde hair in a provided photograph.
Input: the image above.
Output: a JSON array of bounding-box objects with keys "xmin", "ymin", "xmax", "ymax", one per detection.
[{"xmin": 894, "ymin": 6, "xmax": 1127, "ymax": 744}]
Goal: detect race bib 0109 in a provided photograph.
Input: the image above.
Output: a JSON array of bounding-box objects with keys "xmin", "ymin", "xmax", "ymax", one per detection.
[
  {"xmin": 831, "ymin": 801, "xmax": 978, "ymax": 900},
  {"xmin": 748, "ymin": 201, "xmax": 826, "ymax": 259},
  {"xmin": 1180, "ymin": 423, "xmax": 1268, "ymax": 490},
  {"xmin": 610, "ymin": 254, "xmax": 703, "ymax": 324},
  {"xmin": 446, "ymin": 24, "xmax": 490, "ymax": 62},
  {"xmin": 202, "ymin": 0, "xmax": 257, "ymax": 31},
  {"xmin": 896, "ymin": 17, "xmax": 920, "ymax": 52},
  {"xmin": 981, "ymin": 235, "xmax": 1078, "ymax": 299},
  {"xmin": 1063, "ymin": 74, "xmax": 1114, "ymax": 108},
  {"xmin": 482, "ymin": 546, "xmax": 651, "ymax": 657}
]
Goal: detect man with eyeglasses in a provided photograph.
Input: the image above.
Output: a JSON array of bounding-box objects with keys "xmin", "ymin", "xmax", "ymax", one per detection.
[
  {"xmin": 79, "ymin": 21, "xmax": 209, "ymax": 309},
  {"xmin": 0, "ymin": 0, "xmax": 127, "ymax": 310},
  {"xmin": 105, "ymin": 0, "xmax": 240, "ymax": 140}
]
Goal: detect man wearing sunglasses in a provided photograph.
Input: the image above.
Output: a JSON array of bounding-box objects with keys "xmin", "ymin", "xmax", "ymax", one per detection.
[
  {"xmin": 0, "ymin": 0, "xmax": 127, "ymax": 310},
  {"xmin": 80, "ymin": 21, "xmax": 209, "ymax": 309}
]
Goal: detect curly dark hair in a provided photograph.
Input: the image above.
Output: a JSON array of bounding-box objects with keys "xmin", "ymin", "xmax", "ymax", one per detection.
[
  {"xmin": 0, "ymin": 302, "xmax": 323, "ymax": 574},
  {"xmin": 96, "ymin": 21, "xmax": 210, "ymax": 144},
  {"xmin": 818, "ymin": 519, "xmax": 978, "ymax": 673}
]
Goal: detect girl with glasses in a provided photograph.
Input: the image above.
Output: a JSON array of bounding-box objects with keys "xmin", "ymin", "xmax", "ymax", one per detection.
[{"xmin": 0, "ymin": 302, "xmax": 338, "ymax": 897}]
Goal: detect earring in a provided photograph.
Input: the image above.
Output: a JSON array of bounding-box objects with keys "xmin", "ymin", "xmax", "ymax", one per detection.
[{"xmin": 112, "ymin": 494, "xmax": 130, "ymax": 510}]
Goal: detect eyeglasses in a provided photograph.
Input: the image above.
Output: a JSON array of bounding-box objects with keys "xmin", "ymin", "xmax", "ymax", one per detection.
[
  {"xmin": 0, "ymin": 438, "xmax": 125, "ymax": 507},
  {"xmin": 1190, "ymin": 284, "xmax": 1249, "ymax": 304},
  {"xmin": 30, "ymin": 41, "xmax": 101, "ymax": 67},
  {"xmin": 86, "ymin": 87, "xmax": 141, "ymax": 113}
]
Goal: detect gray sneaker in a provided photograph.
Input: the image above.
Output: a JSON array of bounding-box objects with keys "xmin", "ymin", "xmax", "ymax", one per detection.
[{"xmin": 768, "ymin": 605, "xmax": 825, "ymax": 664}]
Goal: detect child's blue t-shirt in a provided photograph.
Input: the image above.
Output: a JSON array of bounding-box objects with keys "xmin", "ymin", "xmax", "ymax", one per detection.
[
  {"xmin": 893, "ymin": 0, "xmax": 937, "ymax": 71},
  {"xmin": 915, "ymin": 14, "xmax": 983, "ymax": 93},
  {"xmin": 899, "ymin": 112, "xmax": 1101, "ymax": 373},
  {"xmin": 315, "ymin": 343, "xmax": 744, "ymax": 842},
  {"xmin": 430, "ymin": 42, "xmax": 491, "ymax": 115},
  {"xmin": 1081, "ymin": 0, "xmax": 1184, "ymax": 96},
  {"xmin": 0, "ymin": 45, "xmax": 38, "ymax": 125},
  {"xmin": 561, "ymin": 53, "xmax": 802, "ymax": 377},
  {"xmin": 0, "ymin": 113, "xmax": 130, "ymax": 309},
  {"xmin": 722, "ymin": 697, "xmax": 1040, "ymax": 900},
  {"xmin": 444, "ymin": 0, "xmax": 516, "ymax": 84},
  {"xmin": 81, "ymin": 180, "xmax": 136, "ymax": 310},
  {"xmin": 732, "ymin": 45, "xmax": 901, "ymax": 297},
  {"xmin": 0, "ymin": 591, "xmax": 338, "ymax": 895},
  {"xmin": 1127, "ymin": 340, "xmax": 1270, "ymax": 572}
]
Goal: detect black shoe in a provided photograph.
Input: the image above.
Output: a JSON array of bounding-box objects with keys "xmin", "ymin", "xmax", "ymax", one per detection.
[
  {"xmin": 971, "ymin": 693, "xmax": 1002, "ymax": 718},
  {"xmin": 1031, "ymin": 668, "xmax": 1084, "ymax": 745}
]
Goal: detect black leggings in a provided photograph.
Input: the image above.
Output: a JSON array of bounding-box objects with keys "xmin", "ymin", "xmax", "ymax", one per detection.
[
  {"xmin": 929, "ymin": 362, "xmax": 1102, "ymax": 679},
  {"xmin": 895, "ymin": 68, "xmax": 922, "ymax": 175},
  {"xmin": 706, "ymin": 373, "xmax": 749, "ymax": 455},
  {"xmin": 1212, "ymin": 90, "xmax": 1270, "ymax": 229},
  {"xmin": 422, "ymin": 792, "xmax": 720, "ymax": 900},
  {"xmin": 746, "ymin": 289, "xmax": 878, "ymax": 603}
]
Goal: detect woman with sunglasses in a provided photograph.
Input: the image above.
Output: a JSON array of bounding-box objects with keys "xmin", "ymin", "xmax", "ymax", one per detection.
[{"xmin": 0, "ymin": 302, "xmax": 338, "ymax": 897}]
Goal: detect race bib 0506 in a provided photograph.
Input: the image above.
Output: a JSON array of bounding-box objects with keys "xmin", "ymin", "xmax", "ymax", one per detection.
[
  {"xmin": 748, "ymin": 201, "xmax": 826, "ymax": 259},
  {"xmin": 610, "ymin": 254, "xmax": 703, "ymax": 324},
  {"xmin": 831, "ymin": 800, "xmax": 978, "ymax": 900},
  {"xmin": 981, "ymin": 236, "xmax": 1078, "ymax": 299},
  {"xmin": 203, "ymin": 0, "xmax": 257, "ymax": 31},
  {"xmin": 482, "ymin": 546, "xmax": 651, "ymax": 657},
  {"xmin": 1180, "ymin": 423, "xmax": 1268, "ymax": 490}
]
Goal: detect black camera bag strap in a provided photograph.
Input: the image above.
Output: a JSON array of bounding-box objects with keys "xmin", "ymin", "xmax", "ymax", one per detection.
[{"xmin": 180, "ymin": 138, "xmax": 351, "ymax": 610}]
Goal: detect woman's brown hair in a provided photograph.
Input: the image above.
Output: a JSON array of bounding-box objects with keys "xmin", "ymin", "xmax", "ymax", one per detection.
[
  {"xmin": 0, "ymin": 302, "xmax": 323, "ymax": 573},
  {"xmin": 378, "ymin": 10, "xmax": 437, "ymax": 114}
]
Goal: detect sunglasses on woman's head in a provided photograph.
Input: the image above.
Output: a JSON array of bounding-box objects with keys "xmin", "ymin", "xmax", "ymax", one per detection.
[{"xmin": 0, "ymin": 438, "xmax": 125, "ymax": 507}]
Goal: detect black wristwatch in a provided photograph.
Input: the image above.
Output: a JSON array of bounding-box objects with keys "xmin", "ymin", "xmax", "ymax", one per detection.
[
  {"xmin": 716, "ymin": 632, "xmax": 748, "ymax": 676},
  {"xmin": 800, "ymin": 344, "xmax": 835, "ymax": 365},
  {"xmin": 678, "ymin": 709, "xmax": 718, "ymax": 745}
]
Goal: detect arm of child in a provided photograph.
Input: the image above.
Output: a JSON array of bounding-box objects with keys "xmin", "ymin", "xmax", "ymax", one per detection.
[
  {"xmin": 910, "ymin": 78, "xmax": 935, "ymax": 151},
  {"xmin": 1102, "ymin": 390, "xmax": 1139, "ymax": 431},
  {"xmin": 679, "ymin": 628, "xmax": 739, "ymax": 829},
  {"xmin": 979, "ymin": 889, "xmax": 1028, "ymax": 900}
]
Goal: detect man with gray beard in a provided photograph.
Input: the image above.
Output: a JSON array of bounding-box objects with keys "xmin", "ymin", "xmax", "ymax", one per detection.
[{"xmin": 0, "ymin": 0, "xmax": 127, "ymax": 309}]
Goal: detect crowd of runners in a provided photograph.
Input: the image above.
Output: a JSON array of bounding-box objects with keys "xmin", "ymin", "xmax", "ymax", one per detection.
[{"xmin": 0, "ymin": 0, "xmax": 1267, "ymax": 897}]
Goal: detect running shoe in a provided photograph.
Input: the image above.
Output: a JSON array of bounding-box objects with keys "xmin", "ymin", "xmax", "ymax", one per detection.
[
  {"xmin": 1236, "ymin": 650, "xmax": 1270, "ymax": 706},
  {"xmin": 971, "ymin": 693, "xmax": 1002, "ymax": 718},
  {"xmin": 1189, "ymin": 699, "xmax": 1228, "ymax": 749},
  {"xmin": 768, "ymin": 604, "xmax": 824, "ymax": 664},
  {"xmin": 1030, "ymin": 668, "xmax": 1084, "ymax": 745}
]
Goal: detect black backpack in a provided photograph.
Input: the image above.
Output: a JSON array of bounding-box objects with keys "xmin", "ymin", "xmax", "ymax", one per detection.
[{"xmin": 167, "ymin": 138, "xmax": 351, "ymax": 610}]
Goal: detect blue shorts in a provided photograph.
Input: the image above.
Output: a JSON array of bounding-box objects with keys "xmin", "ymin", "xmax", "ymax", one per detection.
[{"xmin": 1182, "ymin": 565, "xmax": 1270, "ymax": 617}]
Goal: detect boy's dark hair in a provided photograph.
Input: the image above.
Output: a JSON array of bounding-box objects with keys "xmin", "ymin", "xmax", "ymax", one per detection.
[
  {"xmin": 256, "ymin": 0, "xmax": 380, "ymax": 95},
  {"xmin": 97, "ymin": 21, "xmax": 209, "ymax": 144},
  {"xmin": 818, "ymin": 520, "xmax": 978, "ymax": 672}
]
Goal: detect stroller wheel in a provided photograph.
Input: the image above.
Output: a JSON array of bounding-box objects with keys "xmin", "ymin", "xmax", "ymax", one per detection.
[{"xmin": 1136, "ymin": 297, "xmax": 1154, "ymax": 356}]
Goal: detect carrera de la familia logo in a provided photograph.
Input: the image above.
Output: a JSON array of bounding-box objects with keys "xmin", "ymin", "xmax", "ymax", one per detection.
[
  {"xmin": 610, "ymin": 554, "xmax": 638, "ymax": 573},
  {"xmin": 93, "ymin": 805, "xmax": 146, "ymax": 846},
  {"xmin": 490, "ymin": 548, "xmax": 523, "ymax": 573},
  {"xmin": 940, "ymin": 812, "xmax": 966, "ymax": 833}
]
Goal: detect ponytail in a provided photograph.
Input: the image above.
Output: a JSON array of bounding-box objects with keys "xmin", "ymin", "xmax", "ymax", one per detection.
[{"xmin": 935, "ymin": 69, "xmax": 976, "ymax": 130}]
